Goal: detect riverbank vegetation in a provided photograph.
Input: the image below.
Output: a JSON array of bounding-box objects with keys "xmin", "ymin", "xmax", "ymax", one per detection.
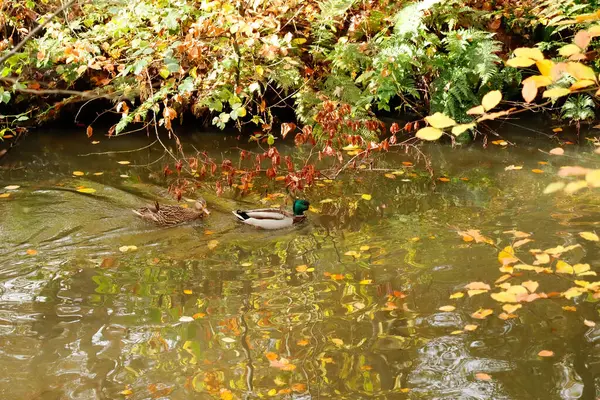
[{"xmin": 1, "ymin": 0, "xmax": 600, "ymax": 187}]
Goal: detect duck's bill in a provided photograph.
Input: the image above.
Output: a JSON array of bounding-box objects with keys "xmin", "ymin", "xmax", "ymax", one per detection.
[{"xmin": 201, "ymin": 206, "xmax": 211, "ymax": 215}]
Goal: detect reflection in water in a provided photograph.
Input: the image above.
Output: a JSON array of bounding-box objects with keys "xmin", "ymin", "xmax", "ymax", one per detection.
[{"xmin": 0, "ymin": 126, "xmax": 600, "ymax": 398}]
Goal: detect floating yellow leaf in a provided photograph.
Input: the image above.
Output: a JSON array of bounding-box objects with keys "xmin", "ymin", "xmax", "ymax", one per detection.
[
  {"xmin": 451, "ymin": 123, "xmax": 476, "ymax": 136},
  {"xmin": 360, "ymin": 245, "xmax": 370, "ymax": 251},
  {"xmin": 72, "ymin": 171, "xmax": 85, "ymax": 176},
  {"xmin": 514, "ymin": 47, "xmax": 544, "ymax": 61},
  {"xmin": 522, "ymin": 280, "xmax": 539, "ymax": 293},
  {"xmin": 0, "ymin": 193, "xmax": 10, "ymax": 198},
  {"xmin": 471, "ymin": 309, "xmax": 493, "ymax": 319},
  {"xmin": 505, "ymin": 165, "xmax": 523, "ymax": 171},
  {"xmin": 384, "ymin": 173, "xmax": 396, "ymax": 179},
  {"xmin": 361, "ymin": 194, "xmax": 372, "ymax": 201},
  {"xmin": 579, "ymin": 231, "xmax": 599, "ymax": 241},
  {"xmin": 585, "ymin": 169, "xmax": 600, "ymax": 187},
  {"xmin": 563, "ymin": 287, "xmax": 586, "ymax": 299},
  {"xmin": 513, "ymin": 238, "xmax": 533, "ymax": 248},
  {"xmin": 91, "ymin": 140, "xmax": 100, "ymax": 145},
  {"xmin": 503, "ymin": 304, "xmax": 522, "ymax": 313},
  {"xmin": 481, "ymin": 90, "xmax": 502, "ymax": 111},
  {"xmin": 183, "ymin": 289, "xmax": 192, "ymax": 294},
  {"xmin": 468, "ymin": 289, "xmax": 488, "ymax": 297},
  {"xmin": 26, "ymin": 249, "xmax": 38, "ymax": 255},
  {"xmin": 207, "ymin": 240, "xmax": 219, "ymax": 250},
  {"xmin": 564, "ymin": 180, "xmax": 588, "ymax": 194},
  {"xmin": 117, "ymin": 161, "xmax": 131, "ymax": 165},
  {"xmin": 77, "ymin": 187, "xmax": 97, "ymax": 194},
  {"xmin": 531, "ymin": 169, "xmax": 544, "ymax": 174},
  {"xmin": 4, "ymin": 185, "xmax": 19, "ymax": 190},
  {"xmin": 491, "ymin": 291, "xmax": 517, "ymax": 303},
  {"xmin": 120, "ymin": 389, "xmax": 133, "ymax": 396},
  {"xmin": 416, "ymin": 127, "xmax": 443, "ymax": 141},
  {"xmin": 464, "ymin": 324, "xmax": 478, "ymax": 332},
  {"xmin": 345, "ymin": 250, "xmax": 359, "ymax": 257},
  {"xmin": 439, "ymin": 305, "xmax": 456, "ymax": 312},
  {"xmin": 119, "ymin": 245, "xmax": 137, "ymax": 253},
  {"xmin": 359, "ymin": 279, "xmax": 372, "ymax": 284},
  {"xmin": 574, "ymin": 263, "xmax": 593, "ymax": 275},
  {"xmin": 93, "ymin": 172, "xmax": 104, "ymax": 176},
  {"xmin": 556, "ymin": 260, "xmax": 574, "ymax": 274},
  {"xmin": 296, "ymin": 264, "xmax": 308, "ymax": 272},
  {"xmin": 320, "ymin": 199, "xmax": 334, "ymax": 203},
  {"xmin": 563, "ymin": 306, "xmax": 577, "ymax": 312},
  {"xmin": 538, "ymin": 350, "xmax": 554, "ymax": 357},
  {"xmin": 506, "ymin": 57, "xmax": 536, "ymax": 68},
  {"xmin": 542, "ymin": 87, "xmax": 571, "ymax": 99},
  {"xmin": 449, "ymin": 292, "xmax": 464, "ymax": 299},
  {"xmin": 498, "ymin": 246, "xmax": 517, "ymax": 265},
  {"xmin": 496, "ymin": 274, "xmax": 512, "ymax": 284},
  {"xmin": 331, "ymin": 338, "xmax": 344, "ymax": 346},
  {"xmin": 534, "ymin": 253, "xmax": 550, "ymax": 265},
  {"xmin": 466, "ymin": 105, "xmax": 485, "ymax": 115},
  {"xmin": 425, "ymin": 112, "xmax": 457, "ymax": 129},
  {"xmin": 584, "ymin": 319, "xmax": 596, "ymax": 327}
]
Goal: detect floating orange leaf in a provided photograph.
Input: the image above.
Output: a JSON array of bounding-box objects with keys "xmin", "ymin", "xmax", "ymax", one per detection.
[
  {"xmin": 538, "ymin": 350, "xmax": 554, "ymax": 357},
  {"xmin": 475, "ymin": 373, "xmax": 492, "ymax": 381},
  {"xmin": 26, "ymin": 249, "xmax": 38, "ymax": 255}
]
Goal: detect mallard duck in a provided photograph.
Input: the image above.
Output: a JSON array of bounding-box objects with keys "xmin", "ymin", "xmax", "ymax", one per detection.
[
  {"xmin": 232, "ymin": 199, "xmax": 310, "ymax": 230},
  {"xmin": 133, "ymin": 199, "xmax": 210, "ymax": 226}
]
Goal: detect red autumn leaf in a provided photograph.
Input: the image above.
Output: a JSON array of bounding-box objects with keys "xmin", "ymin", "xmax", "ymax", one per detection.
[
  {"xmin": 281, "ymin": 122, "xmax": 296, "ymax": 139},
  {"xmin": 86, "ymin": 125, "xmax": 93, "ymax": 138}
]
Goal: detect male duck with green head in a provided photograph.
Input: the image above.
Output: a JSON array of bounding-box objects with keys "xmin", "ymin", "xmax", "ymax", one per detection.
[{"xmin": 232, "ymin": 199, "xmax": 310, "ymax": 230}]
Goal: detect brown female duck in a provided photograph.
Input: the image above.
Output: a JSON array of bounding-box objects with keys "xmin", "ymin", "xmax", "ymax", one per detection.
[{"xmin": 133, "ymin": 198, "xmax": 210, "ymax": 226}]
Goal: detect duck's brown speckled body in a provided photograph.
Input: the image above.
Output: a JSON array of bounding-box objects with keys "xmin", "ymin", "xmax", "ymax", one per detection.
[{"xmin": 133, "ymin": 199, "xmax": 209, "ymax": 226}]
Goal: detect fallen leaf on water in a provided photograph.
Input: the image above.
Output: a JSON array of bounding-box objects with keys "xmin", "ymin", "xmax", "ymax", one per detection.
[
  {"xmin": 563, "ymin": 306, "xmax": 577, "ymax": 312},
  {"xmin": 579, "ymin": 231, "xmax": 599, "ymax": 242},
  {"xmin": 4, "ymin": 185, "xmax": 20, "ymax": 190},
  {"xmin": 475, "ymin": 373, "xmax": 492, "ymax": 381},
  {"xmin": 26, "ymin": 249, "xmax": 38, "ymax": 255},
  {"xmin": 0, "ymin": 193, "xmax": 10, "ymax": 198},
  {"xmin": 384, "ymin": 173, "xmax": 396, "ymax": 179},
  {"xmin": 538, "ymin": 350, "xmax": 554, "ymax": 357},
  {"xmin": 117, "ymin": 161, "xmax": 131, "ymax": 165},
  {"xmin": 296, "ymin": 265, "xmax": 308, "ymax": 272},
  {"xmin": 438, "ymin": 177, "xmax": 450, "ymax": 182},
  {"xmin": 192, "ymin": 313, "xmax": 206, "ymax": 319},
  {"xmin": 464, "ymin": 324, "xmax": 478, "ymax": 331},
  {"xmin": 361, "ymin": 194, "xmax": 372, "ymax": 201},
  {"xmin": 320, "ymin": 199, "xmax": 334, "ymax": 203},
  {"xmin": 183, "ymin": 289, "xmax": 192, "ymax": 295},
  {"xmin": 552, "ymin": 127, "xmax": 563, "ymax": 132},
  {"xmin": 120, "ymin": 389, "xmax": 133, "ymax": 396},
  {"xmin": 91, "ymin": 141, "xmax": 100, "ymax": 145},
  {"xmin": 496, "ymin": 274, "xmax": 512, "ymax": 284},
  {"xmin": 291, "ymin": 383, "xmax": 307, "ymax": 392},
  {"xmin": 450, "ymin": 292, "xmax": 464, "ymax": 299},
  {"xmin": 492, "ymin": 140, "xmax": 508, "ymax": 146},
  {"xmin": 119, "ymin": 245, "xmax": 137, "ymax": 253},
  {"xmin": 457, "ymin": 229, "xmax": 492, "ymax": 244},
  {"xmin": 360, "ymin": 245, "xmax": 370, "ymax": 251},
  {"xmin": 538, "ymin": 161, "xmax": 548, "ymax": 165},
  {"xmin": 344, "ymin": 250, "xmax": 359, "ymax": 257},
  {"xmin": 220, "ymin": 389, "xmax": 234, "ymax": 400},
  {"xmin": 120, "ymin": 175, "xmax": 129, "ymax": 178},
  {"xmin": 503, "ymin": 304, "xmax": 522, "ymax": 313},
  {"xmin": 514, "ymin": 238, "xmax": 533, "ymax": 248},
  {"xmin": 359, "ymin": 279, "xmax": 372, "ymax": 284},
  {"xmin": 93, "ymin": 172, "xmax": 104, "ymax": 176},
  {"xmin": 498, "ymin": 312, "xmax": 517, "ymax": 320},
  {"xmin": 297, "ymin": 339, "xmax": 309, "ymax": 346},
  {"xmin": 221, "ymin": 337, "xmax": 236, "ymax": 343},
  {"xmin": 72, "ymin": 171, "xmax": 85, "ymax": 176},
  {"xmin": 471, "ymin": 309, "xmax": 493, "ymax": 319},
  {"xmin": 498, "ymin": 246, "xmax": 518, "ymax": 265},
  {"xmin": 505, "ymin": 165, "xmax": 523, "ymax": 171},
  {"xmin": 439, "ymin": 305, "xmax": 456, "ymax": 312},
  {"xmin": 549, "ymin": 148, "xmax": 564, "ymax": 155},
  {"xmin": 207, "ymin": 240, "xmax": 219, "ymax": 250},
  {"xmin": 331, "ymin": 338, "xmax": 344, "ymax": 346},
  {"xmin": 465, "ymin": 282, "xmax": 491, "ymax": 291},
  {"xmin": 544, "ymin": 182, "xmax": 566, "ymax": 194},
  {"xmin": 584, "ymin": 319, "xmax": 596, "ymax": 327},
  {"xmin": 265, "ymin": 352, "xmax": 278, "ymax": 361},
  {"xmin": 531, "ymin": 169, "xmax": 544, "ymax": 174},
  {"xmin": 179, "ymin": 316, "xmax": 194, "ymax": 322},
  {"xmin": 522, "ymin": 280, "xmax": 539, "ymax": 293}
]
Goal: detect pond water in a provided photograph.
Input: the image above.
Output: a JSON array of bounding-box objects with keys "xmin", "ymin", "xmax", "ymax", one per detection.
[{"xmin": 1, "ymin": 122, "xmax": 600, "ymax": 399}]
